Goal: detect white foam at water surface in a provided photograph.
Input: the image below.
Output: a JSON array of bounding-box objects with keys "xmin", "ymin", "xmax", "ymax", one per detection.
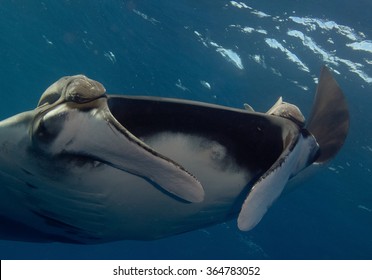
[
  {"xmin": 287, "ymin": 30, "xmax": 372, "ymax": 83},
  {"xmin": 194, "ymin": 30, "xmax": 244, "ymax": 70},
  {"xmin": 132, "ymin": 9, "xmax": 159, "ymax": 25},
  {"xmin": 264, "ymin": 38, "xmax": 309, "ymax": 72},
  {"xmin": 230, "ymin": 1, "xmax": 252, "ymax": 9},
  {"xmin": 216, "ymin": 47, "xmax": 244, "ymax": 70},
  {"xmin": 347, "ymin": 41, "xmax": 372, "ymax": 54},
  {"xmin": 251, "ymin": 10, "xmax": 271, "ymax": 18},
  {"xmin": 229, "ymin": 25, "xmax": 268, "ymax": 35},
  {"xmin": 200, "ymin": 80, "xmax": 211, "ymax": 90},
  {"xmin": 196, "ymin": 3, "xmax": 371, "ymax": 84},
  {"xmin": 358, "ymin": 205, "xmax": 372, "ymax": 212},
  {"xmin": 287, "ymin": 30, "xmax": 339, "ymax": 66},
  {"xmin": 104, "ymin": 51, "xmax": 116, "ymax": 64},
  {"xmin": 289, "ymin": 16, "xmax": 364, "ymax": 41}
]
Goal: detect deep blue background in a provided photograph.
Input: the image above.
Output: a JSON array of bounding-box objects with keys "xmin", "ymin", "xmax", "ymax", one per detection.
[{"xmin": 0, "ymin": 0, "xmax": 371, "ymax": 259}]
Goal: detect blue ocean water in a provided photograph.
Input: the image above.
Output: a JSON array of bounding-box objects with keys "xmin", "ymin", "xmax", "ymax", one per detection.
[{"xmin": 0, "ymin": 0, "xmax": 371, "ymax": 259}]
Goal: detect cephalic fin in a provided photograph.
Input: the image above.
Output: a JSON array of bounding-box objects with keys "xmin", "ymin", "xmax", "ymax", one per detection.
[{"xmin": 238, "ymin": 132, "xmax": 318, "ymax": 231}]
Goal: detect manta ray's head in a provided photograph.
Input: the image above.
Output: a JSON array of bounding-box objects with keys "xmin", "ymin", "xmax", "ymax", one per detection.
[
  {"xmin": 37, "ymin": 75, "xmax": 106, "ymax": 107},
  {"xmin": 266, "ymin": 97, "xmax": 305, "ymax": 127},
  {"xmin": 31, "ymin": 75, "xmax": 107, "ymax": 150}
]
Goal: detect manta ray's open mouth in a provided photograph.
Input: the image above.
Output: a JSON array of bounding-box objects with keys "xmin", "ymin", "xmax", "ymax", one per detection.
[{"xmin": 106, "ymin": 95, "xmax": 285, "ymax": 173}]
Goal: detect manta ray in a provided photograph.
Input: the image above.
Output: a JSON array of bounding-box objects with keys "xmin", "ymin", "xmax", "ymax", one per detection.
[{"xmin": 0, "ymin": 67, "xmax": 349, "ymax": 243}]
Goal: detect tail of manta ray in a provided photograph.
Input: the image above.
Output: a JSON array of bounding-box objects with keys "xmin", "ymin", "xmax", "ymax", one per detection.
[{"xmin": 237, "ymin": 66, "xmax": 350, "ymax": 231}]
